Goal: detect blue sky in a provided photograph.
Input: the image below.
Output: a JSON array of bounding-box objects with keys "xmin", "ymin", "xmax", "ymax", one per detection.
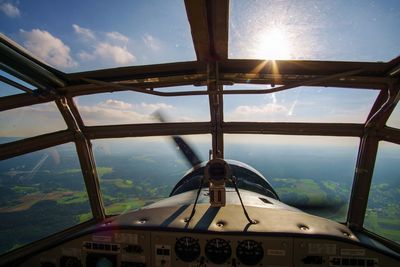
[
  {"xmin": 1, "ymin": 0, "xmax": 398, "ymax": 71},
  {"xmin": 0, "ymin": 0, "xmax": 399, "ymax": 138},
  {"xmin": 0, "ymin": 0, "xmax": 195, "ymax": 71},
  {"xmin": 230, "ymin": 0, "xmax": 400, "ymax": 61}
]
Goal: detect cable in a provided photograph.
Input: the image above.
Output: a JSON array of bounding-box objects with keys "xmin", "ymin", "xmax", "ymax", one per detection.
[
  {"xmin": 231, "ymin": 176, "xmax": 256, "ymax": 225},
  {"xmin": 187, "ymin": 178, "xmax": 204, "ymax": 223}
]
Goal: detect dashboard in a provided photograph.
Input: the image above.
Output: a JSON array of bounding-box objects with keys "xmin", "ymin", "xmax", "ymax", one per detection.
[
  {"xmin": 10, "ymin": 191, "xmax": 400, "ymax": 267},
  {"xmin": 21, "ymin": 228, "xmax": 399, "ymax": 267}
]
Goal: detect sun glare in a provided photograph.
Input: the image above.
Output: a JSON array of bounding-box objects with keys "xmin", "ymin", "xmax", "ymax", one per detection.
[{"xmin": 255, "ymin": 28, "xmax": 292, "ymax": 60}]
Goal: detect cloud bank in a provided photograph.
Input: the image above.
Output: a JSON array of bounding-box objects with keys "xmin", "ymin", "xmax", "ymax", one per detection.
[
  {"xmin": 77, "ymin": 99, "xmax": 174, "ymax": 125},
  {"xmin": 73, "ymin": 24, "xmax": 135, "ymax": 66},
  {"xmin": 19, "ymin": 29, "xmax": 77, "ymax": 68}
]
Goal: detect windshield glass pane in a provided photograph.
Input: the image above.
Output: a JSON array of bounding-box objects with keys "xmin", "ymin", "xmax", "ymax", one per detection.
[
  {"xmin": 0, "ymin": 143, "xmax": 92, "ymax": 254},
  {"xmin": 0, "ymin": 80, "xmax": 22, "ymax": 97},
  {"xmin": 0, "ymin": 102, "xmax": 67, "ymax": 144},
  {"xmin": 224, "ymin": 134, "xmax": 359, "ymax": 221},
  {"xmin": 76, "ymin": 88, "xmax": 209, "ymax": 125},
  {"xmin": 92, "ymin": 135, "xmax": 211, "ymax": 215},
  {"xmin": 0, "ymin": 0, "xmax": 195, "ymax": 72},
  {"xmin": 229, "ymin": 0, "xmax": 400, "ymax": 61},
  {"xmin": 387, "ymin": 103, "xmax": 400, "ymax": 129},
  {"xmin": 0, "ymin": 70, "xmax": 36, "ymax": 97},
  {"xmin": 364, "ymin": 141, "xmax": 400, "ymax": 243},
  {"xmin": 224, "ymin": 86, "xmax": 379, "ymax": 123}
]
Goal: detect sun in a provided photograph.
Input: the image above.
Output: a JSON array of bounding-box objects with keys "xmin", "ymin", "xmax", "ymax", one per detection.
[{"xmin": 254, "ymin": 28, "xmax": 292, "ymax": 60}]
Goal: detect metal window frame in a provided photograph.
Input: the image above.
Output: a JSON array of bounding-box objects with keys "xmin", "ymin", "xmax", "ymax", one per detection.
[{"xmin": 0, "ymin": 0, "xmax": 399, "ymax": 247}]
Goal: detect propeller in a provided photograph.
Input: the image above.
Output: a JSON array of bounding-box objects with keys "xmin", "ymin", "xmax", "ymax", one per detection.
[
  {"xmin": 154, "ymin": 111, "xmax": 202, "ymax": 167},
  {"xmin": 154, "ymin": 110, "xmax": 344, "ymax": 215},
  {"xmin": 282, "ymin": 198, "xmax": 346, "ymax": 215}
]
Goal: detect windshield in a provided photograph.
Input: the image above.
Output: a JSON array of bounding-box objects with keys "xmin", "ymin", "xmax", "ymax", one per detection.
[
  {"xmin": 0, "ymin": 143, "xmax": 92, "ymax": 254},
  {"xmin": 0, "ymin": 0, "xmax": 195, "ymax": 72},
  {"xmin": 229, "ymin": 0, "xmax": 400, "ymax": 61},
  {"xmin": 1, "ymin": 0, "xmax": 399, "ymax": 257},
  {"xmin": 92, "ymin": 136, "xmax": 211, "ymax": 215},
  {"xmin": 224, "ymin": 135, "xmax": 359, "ymax": 221}
]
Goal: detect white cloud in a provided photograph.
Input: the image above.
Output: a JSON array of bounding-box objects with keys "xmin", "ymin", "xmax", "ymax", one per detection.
[
  {"xmin": 76, "ymin": 100, "xmax": 177, "ymax": 125},
  {"xmin": 72, "ymin": 24, "xmax": 135, "ymax": 66},
  {"xmin": 227, "ymin": 103, "xmax": 289, "ymax": 121},
  {"xmin": 143, "ymin": 34, "xmax": 160, "ymax": 51},
  {"xmin": 235, "ymin": 103, "xmax": 287, "ymax": 115},
  {"xmin": 94, "ymin": 42, "xmax": 135, "ymax": 65},
  {"xmin": 106, "ymin": 31, "xmax": 129, "ymax": 43},
  {"xmin": 78, "ymin": 51, "xmax": 95, "ymax": 61},
  {"xmin": 0, "ymin": 2, "xmax": 20, "ymax": 17},
  {"xmin": 78, "ymin": 105, "xmax": 151, "ymax": 125},
  {"xmin": 100, "ymin": 99, "xmax": 132, "ymax": 110},
  {"xmin": 73, "ymin": 24, "xmax": 95, "ymax": 40},
  {"xmin": 19, "ymin": 29, "xmax": 77, "ymax": 68},
  {"xmin": 139, "ymin": 102, "xmax": 173, "ymax": 113}
]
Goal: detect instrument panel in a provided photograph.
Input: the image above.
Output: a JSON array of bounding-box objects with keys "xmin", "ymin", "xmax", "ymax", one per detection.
[{"xmin": 21, "ymin": 229, "xmax": 399, "ymax": 267}]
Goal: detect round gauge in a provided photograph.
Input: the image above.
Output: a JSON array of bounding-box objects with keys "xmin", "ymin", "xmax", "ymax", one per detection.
[
  {"xmin": 205, "ymin": 238, "xmax": 232, "ymax": 264},
  {"xmin": 174, "ymin": 236, "xmax": 201, "ymax": 262},
  {"xmin": 236, "ymin": 240, "xmax": 264, "ymax": 266}
]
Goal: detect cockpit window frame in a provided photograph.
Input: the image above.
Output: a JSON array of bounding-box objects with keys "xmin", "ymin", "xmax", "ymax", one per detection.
[{"xmin": 0, "ymin": 1, "xmax": 399, "ymax": 258}]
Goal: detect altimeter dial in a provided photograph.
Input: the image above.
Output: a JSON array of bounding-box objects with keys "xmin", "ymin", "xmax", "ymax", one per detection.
[{"xmin": 236, "ymin": 239, "xmax": 264, "ymax": 265}]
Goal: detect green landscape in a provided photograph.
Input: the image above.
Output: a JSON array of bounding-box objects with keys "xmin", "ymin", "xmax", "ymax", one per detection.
[{"xmin": 0, "ymin": 143, "xmax": 398, "ymax": 254}]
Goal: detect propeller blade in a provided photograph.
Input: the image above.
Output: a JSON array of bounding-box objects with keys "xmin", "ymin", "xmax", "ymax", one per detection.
[
  {"xmin": 154, "ymin": 111, "xmax": 202, "ymax": 167},
  {"xmin": 283, "ymin": 199, "xmax": 346, "ymax": 214},
  {"xmin": 172, "ymin": 136, "xmax": 201, "ymax": 167}
]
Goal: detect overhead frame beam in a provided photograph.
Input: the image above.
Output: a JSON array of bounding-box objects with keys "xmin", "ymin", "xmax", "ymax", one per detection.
[
  {"xmin": 66, "ymin": 61, "xmax": 206, "ymax": 84},
  {"xmin": 185, "ymin": 0, "xmax": 228, "ymax": 61},
  {"xmin": 206, "ymin": 0, "xmax": 229, "ymax": 60},
  {"xmin": 0, "ymin": 75, "xmax": 35, "ymax": 94},
  {"xmin": 1, "ymin": 58, "xmax": 397, "ymax": 112},
  {"xmin": 185, "ymin": 0, "xmax": 228, "ymax": 158},
  {"xmin": 219, "ymin": 59, "xmax": 395, "ymax": 77},
  {"xmin": 0, "ymin": 34, "xmax": 66, "ymax": 88},
  {"xmin": 0, "ymin": 74, "xmax": 389, "ymax": 112},
  {"xmin": 185, "ymin": 0, "xmax": 209, "ymax": 61}
]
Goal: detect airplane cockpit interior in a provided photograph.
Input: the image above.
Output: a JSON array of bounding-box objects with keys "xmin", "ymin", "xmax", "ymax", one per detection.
[{"xmin": 0, "ymin": 0, "xmax": 399, "ymax": 266}]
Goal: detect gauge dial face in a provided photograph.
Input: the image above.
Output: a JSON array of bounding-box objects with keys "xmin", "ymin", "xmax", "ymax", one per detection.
[
  {"xmin": 205, "ymin": 238, "xmax": 232, "ymax": 264},
  {"xmin": 174, "ymin": 236, "xmax": 201, "ymax": 262},
  {"xmin": 236, "ymin": 239, "xmax": 264, "ymax": 266}
]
